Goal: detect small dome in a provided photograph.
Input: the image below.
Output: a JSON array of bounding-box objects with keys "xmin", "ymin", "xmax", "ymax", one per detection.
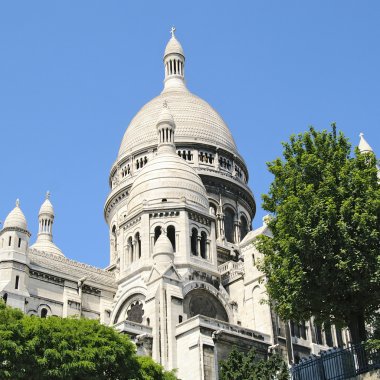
[
  {"xmin": 154, "ymin": 233, "xmax": 174, "ymax": 256},
  {"xmin": 3, "ymin": 199, "xmax": 28, "ymax": 231},
  {"xmin": 358, "ymin": 132, "xmax": 374, "ymax": 153},
  {"xmin": 153, "ymin": 232, "xmax": 174, "ymax": 265},
  {"xmin": 127, "ymin": 151, "xmax": 209, "ymax": 216},
  {"xmin": 164, "ymin": 35, "xmax": 184, "ymax": 57},
  {"xmin": 39, "ymin": 198, "xmax": 54, "ymax": 216}
]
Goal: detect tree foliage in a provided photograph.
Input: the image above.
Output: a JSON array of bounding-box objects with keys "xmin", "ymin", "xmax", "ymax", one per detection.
[
  {"xmin": 219, "ymin": 346, "xmax": 289, "ymax": 380},
  {"xmin": 0, "ymin": 301, "xmax": 177, "ymax": 380},
  {"xmin": 256, "ymin": 126, "xmax": 380, "ymax": 343}
]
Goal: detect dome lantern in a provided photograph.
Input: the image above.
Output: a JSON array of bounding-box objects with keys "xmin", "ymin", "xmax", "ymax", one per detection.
[
  {"xmin": 163, "ymin": 27, "xmax": 186, "ymax": 92},
  {"xmin": 156, "ymin": 101, "xmax": 176, "ymax": 154},
  {"xmin": 30, "ymin": 192, "xmax": 64, "ymax": 256}
]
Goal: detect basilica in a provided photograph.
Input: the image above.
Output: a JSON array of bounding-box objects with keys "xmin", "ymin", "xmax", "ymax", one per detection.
[{"xmin": 0, "ymin": 30, "xmax": 375, "ymax": 380}]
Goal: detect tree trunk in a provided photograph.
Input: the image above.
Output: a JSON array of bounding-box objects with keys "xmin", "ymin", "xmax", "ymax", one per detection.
[{"xmin": 348, "ymin": 313, "xmax": 367, "ymax": 345}]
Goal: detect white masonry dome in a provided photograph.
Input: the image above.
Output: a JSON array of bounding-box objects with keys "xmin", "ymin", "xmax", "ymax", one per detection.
[
  {"xmin": 3, "ymin": 199, "xmax": 28, "ymax": 231},
  {"xmin": 164, "ymin": 34, "xmax": 184, "ymax": 57},
  {"xmin": 127, "ymin": 102, "xmax": 209, "ymax": 216},
  {"xmin": 39, "ymin": 196, "xmax": 54, "ymax": 216},
  {"xmin": 117, "ymin": 29, "xmax": 238, "ymax": 158},
  {"xmin": 152, "ymin": 231, "xmax": 174, "ymax": 263},
  {"xmin": 127, "ymin": 150, "xmax": 209, "ymax": 216}
]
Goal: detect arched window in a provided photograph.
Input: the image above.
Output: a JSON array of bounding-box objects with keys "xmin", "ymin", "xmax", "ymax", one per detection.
[
  {"xmin": 128, "ymin": 237, "xmax": 133, "ymax": 263},
  {"xmin": 209, "ymin": 204, "xmax": 217, "ymax": 216},
  {"xmin": 15, "ymin": 276, "xmax": 19, "ymax": 290},
  {"xmin": 154, "ymin": 226, "xmax": 162, "ymax": 243},
  {"xmin": 178, "ymin": 315, "xmax": 183, "ymax": 323},
  {"xmin": 2, "ymin": 293, "xmax": 7, "ymax": 304},
  {"xmin": 240, "ymin": 215, "xmax": 249, "ymax": 241},
  {"xmin": 135, "ymin": 232, "xmax": 141, "ymax": 259},
  {"xmin": 41, "ymin": 308, "xmax": 48, "ymax": 318},
  {"xmin": 191, "ymin": 228, "xmax": 198, "ymax": 255},
  {"xmin": 224, "ymin": 208, "xmax": 235, "ymax": 243},
  {"xmin": 146, "ymin": 317, "xmax": 150, "ymax": 326},
  {"xmin": 167, "ymin": 225, "xmax": 176, "ymax": 252},
  {"xmin": 200, "ymin": 232, "xmax": 207, "ymax": 259}
]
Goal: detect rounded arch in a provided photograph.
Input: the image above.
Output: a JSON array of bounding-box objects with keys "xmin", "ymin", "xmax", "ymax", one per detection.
[
  {"xmin": 113, "ymin": 292, "xmax": 146, "ymax": 324},
  {"xmin": 183, "ymin": 288, "xmax": 228, "ymax": 322},
  {"xmin": 37, "ymin": 304, "xmax": 52, "ymax": 318}
]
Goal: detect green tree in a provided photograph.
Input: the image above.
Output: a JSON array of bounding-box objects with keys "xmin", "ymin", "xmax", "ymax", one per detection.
[
  {"xmin": 256, "ymin": 125, "xmax": 380, "ymax": 344},
  {"xmin": 219, "ymin": 346, "xmax": 289, "ymax": 380},
  {"xmin": 0, "ymin": 301, "xmax": 177, "ymax": 380}
]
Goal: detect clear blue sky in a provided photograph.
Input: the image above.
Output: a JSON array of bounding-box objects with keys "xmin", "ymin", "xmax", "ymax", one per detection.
[{"xmin": 0, "ymin": 1, "xmax": 379, "ymax": 268}]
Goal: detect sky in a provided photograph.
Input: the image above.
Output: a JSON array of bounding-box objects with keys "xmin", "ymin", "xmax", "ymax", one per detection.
[{"xmin": 0, "ymin": 1, "xmax": 379, "ymax": 268}]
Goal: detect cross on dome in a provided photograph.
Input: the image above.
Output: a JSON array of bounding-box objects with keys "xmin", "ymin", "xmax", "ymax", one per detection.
[
  {"xmin": 46, "ymin": 191, "xmax": 51, "ymax": 200},
  {"xmin": 170, "ymin": 26, "xmax": 176, "ymax": 38},
  {"xmin": 16, "ymin": 199, "xmax": 20, "ymax": 207}
]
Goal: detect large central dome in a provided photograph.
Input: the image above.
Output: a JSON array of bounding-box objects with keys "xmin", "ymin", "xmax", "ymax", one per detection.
[{"xmin": 117, "ymin": 33, "xmax": 237, "ymax": 158}]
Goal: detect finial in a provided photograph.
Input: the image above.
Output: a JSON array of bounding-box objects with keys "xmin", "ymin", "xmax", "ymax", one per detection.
[
  {"xmin": 46, "ymin": 191, "xmax": 51, "ymax": 200},
  {"xmin": 170, "ymin": 26, "xmax": 176, "ymax": 38},
  {"xmin": 163, "ymin": 100, "xmax": 168, "ymax": 108},
  {"xmin": 16, "ymin": 199, "xmax": 20, "ymax": 207},
  {"xmin": 161, "ymin": 226, "xmax": 167, "ymax": 235},
  {"xmin": 359, "ymin": 132, "xmax": 364, "ymax": 138}
]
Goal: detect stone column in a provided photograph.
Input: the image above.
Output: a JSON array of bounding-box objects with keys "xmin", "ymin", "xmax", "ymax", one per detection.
[
  {"xmin": 197, "ymin": 236, "xmax": 201, "ymax": 256},
  {"xmin": 132, "ymin": 240, "xmax": 137, "ymax": 262}
]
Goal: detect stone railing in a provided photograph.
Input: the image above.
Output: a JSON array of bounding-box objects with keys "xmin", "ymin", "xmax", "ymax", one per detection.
[
  {"xmin": 176, "ymin": 314, "xmax": 269, "ymax": 343},
  {"xmin": 218, "ymin": 260, "xmax": 245, "ymax": 285}
]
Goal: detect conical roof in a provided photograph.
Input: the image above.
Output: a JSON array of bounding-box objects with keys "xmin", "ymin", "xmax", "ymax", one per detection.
[
  {"xmin": 3, "ymin": 199, "xmax": 28, "ymax": 231},
  {"xmin": 164, "ymin": 28, "xmax": 184, "ymax": 57},
  {"xmin": 358, "ymin": 132, "xmax": 374, "ymax": 153}
]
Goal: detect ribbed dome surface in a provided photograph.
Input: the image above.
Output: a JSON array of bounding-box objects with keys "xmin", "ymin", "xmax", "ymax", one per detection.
[
  {"xmin": 164, "ymin": 36, "xmax": 184, "ymax": 57},
  {"xmin": 127, "ymin": 149, "xmax": 209, "ymax": 215},
  {"xmin": 39, "ymin": 199, "xmax": 54, "ymax": 215},
  {"xmin": 118, "ymin": 90, "xmax": 237, "ymax": 157},
  {"xmin": 30, "ymin": 240, "xmax": 64, "ymax": 256},
  {"xmin": 3, "ymin": 202, "xmax": 27, "ymax": 230}
]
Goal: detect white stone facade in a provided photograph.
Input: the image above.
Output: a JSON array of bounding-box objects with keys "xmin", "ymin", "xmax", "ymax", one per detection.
[{"xmin": 0, "ymin": 31, "xmax": 360, "ymax": 379}]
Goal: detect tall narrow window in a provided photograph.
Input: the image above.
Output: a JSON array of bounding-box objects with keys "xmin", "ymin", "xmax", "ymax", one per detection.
[
  {"xmin": 41, "ymin": 308, "xmax": 48, "ymax": 318},
  {"xmin": 224, "ymin": 208, "xmax": 235, "ymax": 243},
  {"xmin": 200, "ymin": 232, "xmax": 207, "ymax": 259},
  {"xmin": 154, "ymin": 226, "xmax": 162, "ymax": 243},
  {"xmin": 15, "ymin": 276, "xmax": 19, "ymax": 290},
  {"xmin": 18, "ymin": 238, "xmax": 22, "ymax": 248},
  {"xmin": 191, "ymin": 228, "xmax": 198, "ymax": 255},
  {"xmin": 2, "ymin": 293, "xmax": 7, "ymax": 304},
  {"xmin": 8, "ymin": 236, "xmax": 11, "ymax": 246},
  {"xmin": 167, "ymin": 225, "xmax": 176, "ymax": 251},
  {"xmin": 240, "ymin": 215, "xmax": 249, "ymax": 241}
]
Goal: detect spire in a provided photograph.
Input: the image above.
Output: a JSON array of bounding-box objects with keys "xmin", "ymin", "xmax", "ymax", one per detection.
[
  {"xmin": 3, "ymin": 199, "xmax": 28, "ymax": 231},
  {"xmin": 163, "ymin": 27, "xmax": 186, "ymax": 92},
  {"xmin": 358, "ymin": 132, "xmax": 374, "ymax": 154},
  {"xmin": 156, "ymin": 101, "xmax": 176, "ymax": 154},
  {"xmin": 37, "ymin": 192, "xmax": 55, "ymax": 242}
]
